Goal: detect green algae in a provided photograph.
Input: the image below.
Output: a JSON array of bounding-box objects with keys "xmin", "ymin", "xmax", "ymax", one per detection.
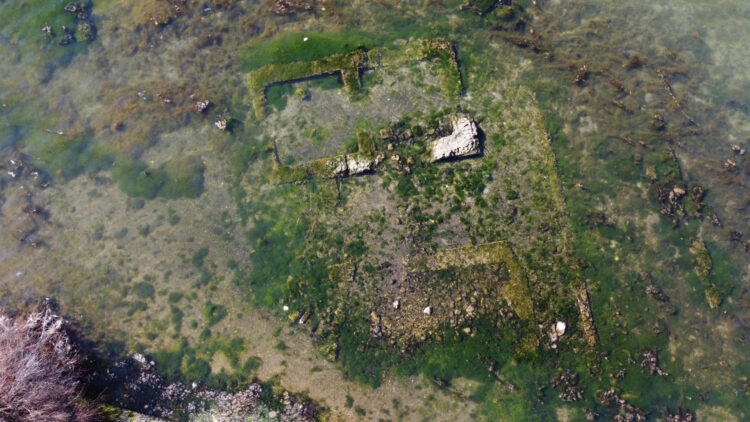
[
  {"xmin": 396, "ymin": 317, "xmax": 552, "ymax": 418},
  {"xmin": 690, "ymin": 239, "xmax": 713, "ymax": 282},
  {"xmin": 246, "ymin": 47, "xmax": 368, "ymax": 119},
  {"xmin": 27, "ymin": 131, "xmax": 113, "ymax": 180},
  {"xmin": 170, "ymin": 305, "xmax": 184, "ymax": 332},
  {"xmin": 0, "ymin": 1, "xmax": 77, "ymax": 45},
  {"xmin": 238, "ymin": 30, "xmax": 376, "ymax": 72},
  {"xmin": 110, "ymin": 157, "xmax": 204, "ymax": 200},
  {"xmin": 167, "ymin": 291, "xmax": 183, "ymax": 304},
  {"xmin": 110, "ymin": 160, "xmax": 165, "ymax": 199},
  {"xmin": 689, "ymin": 239, "xmax": 732, "ymax": 309},
  {"xmin": 151, "ymin": 349, "xmax": 184, "ymax": 380},
  {"xmin": 160, "ymin": 157, "xmax": 205, "ymax": 199},
  {"xmin": 265, "ymin": 83, "xmax": 296, "ymax": 112},
  {"xmin": 242, "ymin": 188, "xmax": 327, "ymax": 308},
  {"xmin": 132, "ymin": 282, "xmax": 155, "ymax": 299},
  {"xmin": 203, "ymin": 302, "xmax": 228, "ymax": 326},
  {"xmin": 168, "ymin": 207, "xmax": 180, "ymax": 225},
  {"xmin": 0, "ymin": 0, "xmax": 97, "ymax": 80},
  {"xmin": 182, "ymin": 356, "xmax": 211, "ymax": 381}
]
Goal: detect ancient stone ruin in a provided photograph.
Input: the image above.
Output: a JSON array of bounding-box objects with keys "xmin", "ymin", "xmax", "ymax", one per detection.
[
  {"xmin": 246, "ymin": 38, "xmax": 462, "ymax": 120},
  {"xmin": 430, "ymin": 113, "xmax": 481, "ymax": 162},
  {"xmin": 271, "ymin": 113, "xmax": 484, "ymax": 184}
]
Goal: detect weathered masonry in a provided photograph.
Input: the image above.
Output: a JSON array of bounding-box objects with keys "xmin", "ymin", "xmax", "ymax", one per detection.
[{"xmin": 246, "ymin": 38, "xmax": 462, "ymax": 120}]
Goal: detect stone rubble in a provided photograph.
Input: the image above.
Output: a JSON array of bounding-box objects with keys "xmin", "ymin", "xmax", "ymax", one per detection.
[
  {"xmin": 601, "ymin": 389, "xmax": 648, "ymax": 421},
  {"xmin": 194, "ymin": 100, "xmax": 211, "ymax": 113},
  {"xmin": 640, "ymin": 350, "xmax": 668, "ymax": 376},
  {"xmin": 666, "ymin": 408, "xmax": 695, "ymax": 422},
  {"xmin": 550, "ymin": 370, "xmax": 584, "ymax": 402},
  {"xmin": 94, "ymin": 353, "xmax": 319, "ymax": 421}
]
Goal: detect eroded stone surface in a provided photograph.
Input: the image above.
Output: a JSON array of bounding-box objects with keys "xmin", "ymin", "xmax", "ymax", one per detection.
[
  {"xmin": 430, "ymin": 114, "xmax": 481, "ymax": 162},
  {"xmin": 345, "ymin": 153, "xmax": 382, "ymax": 175}
]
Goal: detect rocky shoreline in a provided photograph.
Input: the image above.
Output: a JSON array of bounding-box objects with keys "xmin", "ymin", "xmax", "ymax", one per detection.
[
  {"xmin": 96, "ymin": 352, "xmax": 320, "ymax": 421},
  {"xmin": 0, "ymin": 300, "xmax": 321, "ymax": 422}
]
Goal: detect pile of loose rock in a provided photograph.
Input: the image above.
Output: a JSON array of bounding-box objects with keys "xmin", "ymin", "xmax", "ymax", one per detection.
[
  {"xmin": 601, "ymin": 389, "xmax": 648, "ymax": 422},
  {"xmin": 640, "ymin": 350, "xmax": 668, "ymax": 376},
  {"xmin": 549, "ymin": 370, "xmax": 583, "ymax": 402},
  {"xmin": 94, "ymin": 353, "xmax": 319, "ymax": 421}
]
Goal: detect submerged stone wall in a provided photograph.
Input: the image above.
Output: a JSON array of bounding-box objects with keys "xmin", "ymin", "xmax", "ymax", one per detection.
[{"xmin": 246, "ymin": 38, "xmax": 462, "ymax": 120}]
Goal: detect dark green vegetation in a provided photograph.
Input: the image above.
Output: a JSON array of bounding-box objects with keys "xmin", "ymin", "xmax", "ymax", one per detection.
[
  {"xmin": 203, "ymin": 302, "xmax": 227, "ymax": 326},
  {"xmin": 238, "ymin": 30, "xmax": 377, "ymax": 72},
  {"xmin": 111, "ymin": 157, "xmax": 204, "ymax": 200},
  {"xmin": 191, "ymin": 247, "xmax": 210, "ymax": 268},
  {"xmin": 150, "ymin": 335, "xmax": 250, "ymax": 385},
  {"xmin": 26, "ymin": 132, "xmax": 112, "ymax": 180},
  {"xmin": 463, "ymin": 0, "xmax": 501, "ymax": 15},
  {"xmin": 11, "ymin": 127, "xmax": 204, "ymax": 200},
  {"xmin": 0, "ymin": 0, "xmax": 96, "ymax": 77},
  {"xmin": 132, "ymin": 282, "xmax": 155, "ymax": 299}
]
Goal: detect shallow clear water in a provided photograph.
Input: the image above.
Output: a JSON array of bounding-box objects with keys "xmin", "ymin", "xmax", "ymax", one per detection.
[{"xmin": 1, "ymin": 0, "xmax": 749, "ymax": 420}]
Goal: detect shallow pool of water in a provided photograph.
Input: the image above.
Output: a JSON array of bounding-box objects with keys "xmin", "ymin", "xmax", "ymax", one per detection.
[{"xmin": 1, "ymin": 0, "xmax": 749, "ymax": 420}]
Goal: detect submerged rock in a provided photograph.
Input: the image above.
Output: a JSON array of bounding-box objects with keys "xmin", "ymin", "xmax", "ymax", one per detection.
[
  {"xmin": 328, "ymin": 156, "xmax": 348, "ymax": 177},
  {"xmin": 76, "ymin": 21, "xmax": 96, "ymax": 42},
  {"xmin": 194, "ymin": 100, "xmax": 211, "ymax": 113},
  {"xmin": 555, "ymin": 321, "xmax": 567, "ymax": 336},
  {"xmin": 666, "ymin": 409, "xmax": 695, "ymax": 422},
  {"xmin": 601, "ymin": 389, "xmax": 648, "ymax": 421},
  {"xmin": 430, "ymin": 114, "xmax": 481, "ymax": 162},
  {"xmin": 585, "ymin": 411, "xmax": 598, "ymax": 421},
  {"xmin": 64, "ymin": 2, "xmax": 83, "ymax": 14},
  {"xmin": 94, "ymin": 352, "xmax": 319, "ymax": 420},
  {"xmin": 640, "ymin": 350, "xmax": 668, "ymax": 376},
  {"xmin": 668, "ymin": 185, "xmax": 686, "ymax": 203},
  {"xmin": 461, "ymin": 0, "xmax": 502, "ymax": 15},
  {"xmin": 64, "ymin": 2, "xmax": 90, "ymax": 20},
  {"xmin": 690, "ymin": 185, "xmax": 705, "ymax": 202},
  {"xmin": 550, "ymin": 370, "xmax": 583, "ymax": 402},
  {"xmin": 273, "ymin": 0, "xmax": 315, "ymax": 15},
  {"xmin": 59, "ymin": 26, "xmax": 76, "ymax": 45}
]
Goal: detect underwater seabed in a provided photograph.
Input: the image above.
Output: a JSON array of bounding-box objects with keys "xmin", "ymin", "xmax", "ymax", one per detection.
[{"xmin": 0, "ymin": 0, "xmax": 749, "ymax": 420}]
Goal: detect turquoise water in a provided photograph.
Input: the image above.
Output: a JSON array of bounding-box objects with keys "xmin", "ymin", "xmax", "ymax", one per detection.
[{"xmin": 1, "ymin": 0, "xmax": 749, "ymax": 420}]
